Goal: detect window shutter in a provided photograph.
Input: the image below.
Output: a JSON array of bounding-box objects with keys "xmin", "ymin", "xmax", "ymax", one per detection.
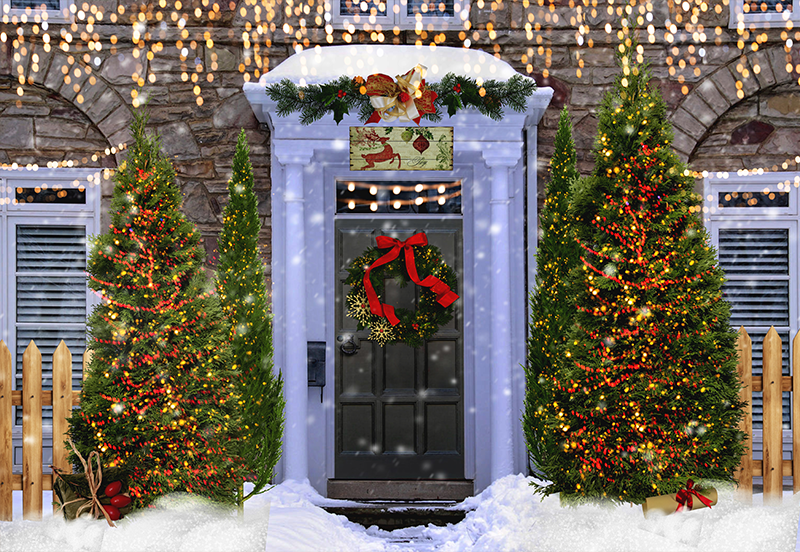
[
  {"xmin": 14, "ymin": 225, "xmax": 87, "ymax": 427},
  {"xmin": 718, "ymin": 228, "xmax": 791, "ymax": 430}
]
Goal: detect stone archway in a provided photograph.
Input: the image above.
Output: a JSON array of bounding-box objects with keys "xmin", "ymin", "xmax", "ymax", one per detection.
[
  {"xmin": 10, "ymin": 43, "xmax": 135, "ymax": 153},
  {"xmin": 667, "ymin": 46, "xmax": 793, "ymax": 162}
]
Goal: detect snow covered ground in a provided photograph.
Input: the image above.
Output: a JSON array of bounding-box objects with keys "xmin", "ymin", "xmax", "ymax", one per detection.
[{"xmin": 2, "ymin": 475, "xmax": 799, "ymax": 551}]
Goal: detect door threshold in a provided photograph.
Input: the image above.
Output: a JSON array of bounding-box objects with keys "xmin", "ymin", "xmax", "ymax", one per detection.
[{"xmin": 327, "ymin": 479, "xmax": 474, "ymax": 501}]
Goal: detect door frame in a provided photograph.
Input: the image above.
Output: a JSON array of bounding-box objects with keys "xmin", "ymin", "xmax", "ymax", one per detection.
[{"xmin": 321, "ymin": 161, "xmax": 479, "ymax": 486}]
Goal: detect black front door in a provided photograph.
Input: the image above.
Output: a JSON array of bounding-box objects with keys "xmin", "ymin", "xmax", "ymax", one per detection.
[{"xmin": 334, "ymin": 218, "xmax": 464, "ymax": 479}]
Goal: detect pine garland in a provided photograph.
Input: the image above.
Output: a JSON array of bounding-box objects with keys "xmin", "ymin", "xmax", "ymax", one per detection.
[{"xmin": 266, "ymin": 73, "xmax": 536, "ymax": 125}]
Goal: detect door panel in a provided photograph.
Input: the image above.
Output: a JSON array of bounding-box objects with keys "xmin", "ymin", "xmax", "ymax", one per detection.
[{"xmin": 335, "ymin": 218, "xmax": 464, "ymax": 480}]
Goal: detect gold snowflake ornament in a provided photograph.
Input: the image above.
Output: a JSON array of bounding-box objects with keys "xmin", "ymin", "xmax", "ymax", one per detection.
[
  {"xmin": 370, "ymin": 319, "xmax": 395, "ymax": 347},
  {"xmin": 347, "ymin": 289, "xmax": 373, "ymax": 324}
]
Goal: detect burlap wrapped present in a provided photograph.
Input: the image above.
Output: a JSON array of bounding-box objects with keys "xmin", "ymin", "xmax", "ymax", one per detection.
[{"xmin": 52, "ymin": 439, "xmax": 133, "ymax": 526}]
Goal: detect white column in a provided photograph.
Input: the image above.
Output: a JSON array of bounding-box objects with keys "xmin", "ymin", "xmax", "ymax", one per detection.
[
  {"xmin": 274, "ymin": 145, "xmax": 314, "ymax": 482},
  {"xmin": 483, "ymin": 147, "xmax": 522, "ymax": 481}
]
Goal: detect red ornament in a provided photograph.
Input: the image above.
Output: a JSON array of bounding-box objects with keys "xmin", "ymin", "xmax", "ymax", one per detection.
[
  {"xmin": 103, "ymin": 504, "xmax": 121, "ymax": 521},
  {"xmin": 110, "ymin": 494, "xmax": 132, "ymax": 508},
  {"xmin": 104, "ymin": 481, "xmax": 123, "ymax": 497},
  {"xmin": 413, "ymin": 134, "xmax": 430, "ymax": 153},
  {"xmin": 398, "ymin": 91, "xmax": 411, "ymax": 103}
]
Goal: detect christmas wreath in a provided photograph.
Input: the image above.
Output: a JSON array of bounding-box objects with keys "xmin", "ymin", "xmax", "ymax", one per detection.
[{"xmin": 345, "ymin": 232, "xmax": 459, "ymax": 348}]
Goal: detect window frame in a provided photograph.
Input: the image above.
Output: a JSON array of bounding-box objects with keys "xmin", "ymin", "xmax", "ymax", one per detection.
[
  {"xmin": 705, "ymin": 171, "xmax": 800, "ymax": 475},
  {"xmin": 729, "ymin": 0, "xmax": 799, "ymax": 28},
  {"xmin": 1, "ymin": 0, "xmax": 74, "ymax": 24},
  {"xmin": 327, "ymin": 0, "xmax": 469, "ymax": 32},
  {"xmin": 1, "ymin": 168, "xmax": 102, "ymax": 474}
]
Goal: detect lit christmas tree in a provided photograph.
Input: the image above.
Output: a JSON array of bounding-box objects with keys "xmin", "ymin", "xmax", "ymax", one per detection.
[
  {"xmin": 524, "ymin": 107, "xmax": 582, "ymax": 477},
  {"xmin": 67, "ymin": 112, "xmax": 245, "ymax": 508},
  {"xmin": 216, "ymin": 129, "xmax": 284, "ymax": 508},
  {"xmin": 533, "ymin": 39, "xmax": 746, "ymax": 504}
]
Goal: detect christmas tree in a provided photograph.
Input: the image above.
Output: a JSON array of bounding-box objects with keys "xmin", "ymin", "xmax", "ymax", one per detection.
[
  {"xmin": 216, "ymin": 129, "xmax": 285, "ymax": 508},
  {"xmin": 67, "ymin": 111, "xmax": 245, "ymax": 508},
  {"xmin": 524, "ymin": 107, "xmax": 582, "ymax": 477},
  {"xmin": 533, "ymin": 39, "xmax": 746, "ymax": 504}
]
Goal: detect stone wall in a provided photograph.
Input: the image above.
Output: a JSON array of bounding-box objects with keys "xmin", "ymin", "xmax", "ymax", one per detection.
[
  {"xmin": 693, "ymin": 82, "xmax": 800, "ymax": 173},
  {"xmin": 0, "ymin": 0, "xmax": 798, "ymax": 282}
]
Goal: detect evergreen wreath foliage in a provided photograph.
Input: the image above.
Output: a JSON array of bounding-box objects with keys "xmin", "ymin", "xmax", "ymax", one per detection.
[
  {"xmin": 266, "ymin": 73, "xmax": 536, "ymax": 125},
  {"xmin": 345, "ymin": 244, "xmax": 457, "ymax": 348}
]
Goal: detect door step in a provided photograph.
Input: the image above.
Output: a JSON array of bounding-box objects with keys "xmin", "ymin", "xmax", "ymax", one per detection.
[
  {"xmin": 328, "ymin": 480, "xmax": 474, "ymax": 501},
  {"xmin": 322, "ymin": 502, "xmax": 468, "ymax": 530}
]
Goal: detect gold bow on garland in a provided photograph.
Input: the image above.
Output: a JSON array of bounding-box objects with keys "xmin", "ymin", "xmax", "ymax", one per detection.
[{"xmin": 364, "ymin": 65, "xmax": 438, "ymax": 124}]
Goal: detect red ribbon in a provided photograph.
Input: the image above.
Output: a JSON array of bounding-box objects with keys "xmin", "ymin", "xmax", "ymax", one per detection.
[
  {"xmin": 675, "ymin": 479, "xmax": 713, "ymax": 512},
  {"xmin": 362, "ymin": 232, "xmax": 459, "ymax": 327}
]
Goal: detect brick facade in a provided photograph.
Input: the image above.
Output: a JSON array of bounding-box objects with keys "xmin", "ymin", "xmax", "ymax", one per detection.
[{"xmin": 1, "ymin": 0, "xmax": 798, "ymax": 284}]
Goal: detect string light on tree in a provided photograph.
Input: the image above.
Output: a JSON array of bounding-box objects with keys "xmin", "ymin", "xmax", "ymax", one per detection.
[
  {"xmin": 66, "ymin": 111, "xmax": 246, "ymax": 508},
  {"xmin": 529, "ymin": 38, "xmax": 746, "ymax": 506}
]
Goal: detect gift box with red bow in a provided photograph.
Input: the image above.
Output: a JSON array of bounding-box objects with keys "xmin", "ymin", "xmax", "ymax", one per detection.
[{"xmin": 641, "ymin": 480, "xmax": 718, "ymax": 518}]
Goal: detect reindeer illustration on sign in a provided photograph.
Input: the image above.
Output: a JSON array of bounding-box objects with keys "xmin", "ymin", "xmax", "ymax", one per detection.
[
  {"xmin": 349, "ymin": 127, "xmax": 453, "ymax": 171},
  {"xmin": 361, "ymin": 132, "xmax": 401, "ymax": 170}
]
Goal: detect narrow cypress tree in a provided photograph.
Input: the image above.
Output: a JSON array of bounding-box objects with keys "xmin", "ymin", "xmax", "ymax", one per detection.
[
  {"xmin": 216, "ymin": 129, "xmax": 284, "ymax": 508},
  {"xmin": 68, "ymin": 111, "xmax": 245, "ymax": 507},
  {"xmin": 536, "ymin": 39, "xmax": 746, "ymax": 504},
  {"xmin": 524, "ymin": 108, "xmax": 582, "ymax": 479}
]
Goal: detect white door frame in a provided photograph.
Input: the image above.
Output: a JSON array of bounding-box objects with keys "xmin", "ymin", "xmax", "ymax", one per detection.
[{"xmin": 246, "ymin": 77, "xmax": 552, "ymax": 495}]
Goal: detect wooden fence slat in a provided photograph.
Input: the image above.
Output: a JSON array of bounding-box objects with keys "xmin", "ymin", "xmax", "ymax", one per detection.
[
  {"xmin": 0, "ymin": 341, "xmax": 12, "ymax": 521},
  {"xmin": 22, "ymin": 341, "xmax": 43, "ymax": 520},
  {"xmin": 735, "ymin": 327, "xmax": 753, "ymax": 500},
  {"xmin": 83, "ymin": 349, "xmax": 92, "ymax": 381},
  {"xmin": 794, "ymin": 332, "xmax": 800, "ymax": 495},
  {"xmin": 762, "ymin": 327, "xmax": 783, "ymax": 502},
  {"xmin": 52, "ymin": 341, "xmax": 73, "ymax": 513}
]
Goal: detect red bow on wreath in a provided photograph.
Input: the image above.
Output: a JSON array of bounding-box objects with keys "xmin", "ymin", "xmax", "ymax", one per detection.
[
  {"xmin": 363, "ymin": 232, "xmax": 459, "ymax": 326},
  {"xmin": 675, "ymin": 479, "xmax": 713, "ymax": 513}
]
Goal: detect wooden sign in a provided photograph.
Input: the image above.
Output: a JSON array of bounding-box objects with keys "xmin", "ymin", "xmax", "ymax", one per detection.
[{"xmin": 350, "ymin": 127, "xmax": 453, "ymax": 171}]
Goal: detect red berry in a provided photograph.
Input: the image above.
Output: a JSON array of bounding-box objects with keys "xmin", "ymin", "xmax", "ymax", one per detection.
[
  {"xmin": 398, "ymin": 92, "xmax": 411, "ymax": 103},
  {"xmin": 110, "ymin": 494, "xmax": 132, "ymax": 508},
  {"xmin": 104, "ymin": 481, "xmax": 123, "ymax": 497},
  {"xmin": 103, "ymin": 505, "xmax": 121, "ymax": 521}
]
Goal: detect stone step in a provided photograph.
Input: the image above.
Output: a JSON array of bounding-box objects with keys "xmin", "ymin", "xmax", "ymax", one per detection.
[{"xmin": 322, "ymin": 503, "xmax": 468, "ymax": 531}]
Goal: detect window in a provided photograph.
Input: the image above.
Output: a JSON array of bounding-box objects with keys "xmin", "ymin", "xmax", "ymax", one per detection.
[
  {"xmin": 1, "ymin": 0, "xmax": 73, "ymax": 22},
  {"xmin": 705, "ymin": 172, "xmax": 800, "ymax": 476},
  {"xmin": 1, "ymin": 169, "xmax": 101, "ymax": 474},
  {"xmin": 328, "ymin": 0, "xmax": 468, "ymax": 31},
  {"xmin": 729, "ymin": 0, "xmax": 799, "ymax": 27},
  {"xmin": 336, "ymin": 179, "xmax": 462, "ymax": 214}
]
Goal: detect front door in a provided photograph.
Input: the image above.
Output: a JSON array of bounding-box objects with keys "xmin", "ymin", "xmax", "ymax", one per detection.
[{"xmin": 334, "ymin": 217, "xmax": 464, "ymax": 481}]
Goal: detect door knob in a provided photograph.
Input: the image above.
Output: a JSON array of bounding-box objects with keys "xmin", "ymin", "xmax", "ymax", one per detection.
[{"xmin": 337, "ymin": 333, "xmax": 361, "ymax": 355}]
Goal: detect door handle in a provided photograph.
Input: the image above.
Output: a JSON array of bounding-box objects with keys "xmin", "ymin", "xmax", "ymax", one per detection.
[{"xmin": 337, "ymin": 333, "xmax": 361, "ymax": 355}]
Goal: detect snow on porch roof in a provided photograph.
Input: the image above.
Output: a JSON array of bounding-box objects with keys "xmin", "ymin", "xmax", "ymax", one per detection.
[{"xmin": 259, "ymin": 44, "xmax": 526, "ymax": 86}]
